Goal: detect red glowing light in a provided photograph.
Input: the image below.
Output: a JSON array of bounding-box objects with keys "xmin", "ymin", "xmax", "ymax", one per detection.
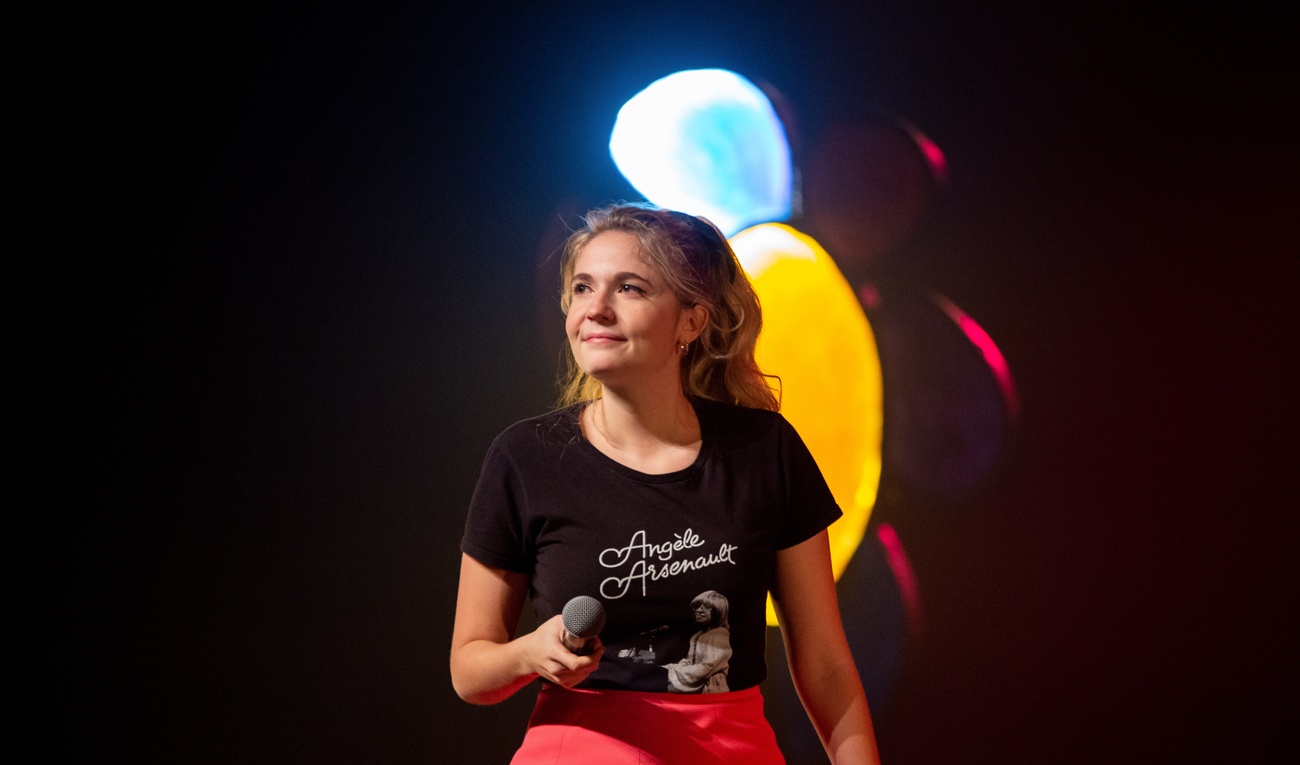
[
  {"xmin": 903, "ymin": 123, "xmax": 949, "ymax": 186},
  {"xmin": 934, "ymin": 295, "xmax": 1019, "ymax": 420},
  {"xmin": 876, "ymin": 523, "xmax": 922, "ymax": 630}
]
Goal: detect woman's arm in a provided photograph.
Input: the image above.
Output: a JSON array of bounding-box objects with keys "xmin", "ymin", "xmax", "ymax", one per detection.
[
  {"xmin": 771, "ymin": 531, "xmax": 881, "ymax": 765},
  {"xmin": 450, "ymin": 553, "xmax": 603, "ymax": 705}
]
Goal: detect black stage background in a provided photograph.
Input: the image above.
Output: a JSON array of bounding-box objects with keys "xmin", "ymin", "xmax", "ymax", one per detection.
[{"xmin": 71, "ymin": 3, "xmax": 1294, "ymax": 762}]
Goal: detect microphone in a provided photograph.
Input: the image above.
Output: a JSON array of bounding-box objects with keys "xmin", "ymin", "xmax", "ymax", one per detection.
[{"xmin": 561, "ymin": 596, "xmax": 606, "ymax": 656}]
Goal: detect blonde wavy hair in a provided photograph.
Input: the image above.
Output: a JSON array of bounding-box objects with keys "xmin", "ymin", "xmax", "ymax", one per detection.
[{"xmin": 557, "ymin": 203, "xmax": 779, "ymax": 411}]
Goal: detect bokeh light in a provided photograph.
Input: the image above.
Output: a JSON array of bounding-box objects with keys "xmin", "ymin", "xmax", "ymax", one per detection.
[
  {"xmin": 610, "ymin": 69, "xmax": 792, "ymax": 237},
  {"xmin": 731, "ymin": 223, "xmax": 883, "ymax": 625}
]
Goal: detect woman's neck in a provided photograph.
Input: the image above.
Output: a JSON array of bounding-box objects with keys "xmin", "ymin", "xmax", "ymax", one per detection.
[{"xmin": 583, "ymin": 387, "xmax": 701, "ymax": 473}]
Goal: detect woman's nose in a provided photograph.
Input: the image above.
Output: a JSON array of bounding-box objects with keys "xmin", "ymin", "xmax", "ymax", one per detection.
[{"xmin": 586, "ymin": 289, "xmax": 614, "ymax": 320}]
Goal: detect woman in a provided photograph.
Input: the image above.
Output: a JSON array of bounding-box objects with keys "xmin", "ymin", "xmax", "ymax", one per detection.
[
  {"xmin": 451, "ymin": 204, "xmax": 880, "ymax": 764},
  {"xmin": 664, "ymin": 590, "xmax": 733, "ymax": 694}
]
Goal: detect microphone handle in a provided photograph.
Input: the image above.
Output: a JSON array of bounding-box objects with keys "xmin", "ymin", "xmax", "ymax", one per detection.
[{"xmin": 562, "ymin": 630, "xmax": 597, "ymax": 656}]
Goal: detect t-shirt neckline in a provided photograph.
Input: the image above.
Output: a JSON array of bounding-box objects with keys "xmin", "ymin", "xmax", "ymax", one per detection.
[{"xmin": 572, "ymin": 399, "xmax": 711, "ymax": 484}]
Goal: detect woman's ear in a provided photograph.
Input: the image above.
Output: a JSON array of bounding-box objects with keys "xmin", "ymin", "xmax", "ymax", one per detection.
[{"xmin": 680, "ymin": 303, "xmax": 708, "ymax": 343}]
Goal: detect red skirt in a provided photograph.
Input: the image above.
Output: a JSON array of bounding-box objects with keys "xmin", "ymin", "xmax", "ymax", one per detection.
[{"xmin": 511, "ymin": 683, "xmax": 786, "ymax": 764}]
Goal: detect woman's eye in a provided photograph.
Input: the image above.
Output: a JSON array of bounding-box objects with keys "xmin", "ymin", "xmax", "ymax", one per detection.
[
  {"xmin": 572, "ymin": 283, "xmax": 590, "ymax": 294},
  {"xmin": 619, "ymin": 283, "xmax": 644, "ymax": 293}
]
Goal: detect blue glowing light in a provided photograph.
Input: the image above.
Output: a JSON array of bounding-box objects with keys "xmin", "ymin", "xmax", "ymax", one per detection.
[{"xmin": 609, "ymin": 69, "xmax": 793, "ymax": 237}]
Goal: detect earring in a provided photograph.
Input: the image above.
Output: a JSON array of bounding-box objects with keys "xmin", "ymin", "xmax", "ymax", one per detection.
[{"xmin": 678, "ymin": 341, "xmax": 690, "ymax": 354}]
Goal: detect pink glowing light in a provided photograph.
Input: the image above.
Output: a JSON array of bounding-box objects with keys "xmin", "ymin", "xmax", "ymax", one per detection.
[
  {"xmin": 901, "ymin": 122, "xmax": 948, "ymax": 186},
  {"xmin": 935, "ymin": 295, "xmax": 1019, "ymax": 420},
  {"xmin": 876, "ymin": 523, "xmax": 922, "ymax": 630}
]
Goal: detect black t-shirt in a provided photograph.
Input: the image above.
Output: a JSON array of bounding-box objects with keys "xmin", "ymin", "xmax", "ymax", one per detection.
[{"xmin": 460, "ymin": 398, "xmax": 841, "ymax": 693}]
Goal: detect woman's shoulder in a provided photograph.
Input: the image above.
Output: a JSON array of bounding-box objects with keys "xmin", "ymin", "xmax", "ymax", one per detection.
[
  {"xmin": 694, "ymin": 398, "xmax": 790, "ymax": 443},
  {"xmin": 487, "ymin": 403, "xmax": 585, "ymax": 455},
  {"xmin": 694, "ymin": 397, "xmax": 783, "ymax": 424}
]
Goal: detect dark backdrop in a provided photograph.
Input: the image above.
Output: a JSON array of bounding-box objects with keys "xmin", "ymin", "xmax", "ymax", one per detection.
[{"xmin": 72, "ymin": 2, "xmax": 1294, "ymax": 763}]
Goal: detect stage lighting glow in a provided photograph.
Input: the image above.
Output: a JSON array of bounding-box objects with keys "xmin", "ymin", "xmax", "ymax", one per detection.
[
  {"xmin": 876, "ymin": 523, "xmax": 923, "ymax": 629},
  {"xmin": 609, "ymin": 69, "xmax": 792, "ymax": 237},
  {"xmin": 935, "ymin": 294, "xmax": 1019, "ymax": 420},
  {"xmin": 902, "ymin": 120, "xmax": 949, "ymax": 186},
  {"xmin": 731, "ymin": 223, "xmax": 883, "ymax": 625}
]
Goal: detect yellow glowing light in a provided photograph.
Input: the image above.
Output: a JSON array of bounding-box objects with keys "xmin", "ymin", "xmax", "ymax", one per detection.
[{"xmin": 730, "ymin": 223, "xmax": 883, "ymax": 626}]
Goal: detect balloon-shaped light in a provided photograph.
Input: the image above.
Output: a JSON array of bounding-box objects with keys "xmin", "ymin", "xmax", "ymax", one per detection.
[
  {"xmin": 731, "ymin": 223, "xmax": 883, "ymax": 625},
  {"xmin": 610, "ymin": 69, "xmax": 792, "ymax": 237}
]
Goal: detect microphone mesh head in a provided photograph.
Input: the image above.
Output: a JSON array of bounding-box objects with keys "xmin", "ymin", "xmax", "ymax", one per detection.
[{"xmin": 562, "ymin": 596, "xmax": 606, "ymax": 638}]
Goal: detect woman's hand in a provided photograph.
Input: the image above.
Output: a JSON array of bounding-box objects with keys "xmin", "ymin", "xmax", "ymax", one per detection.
[{"xmin": 524, "ymin": 614, "xmax": 604, "ymax": 688}]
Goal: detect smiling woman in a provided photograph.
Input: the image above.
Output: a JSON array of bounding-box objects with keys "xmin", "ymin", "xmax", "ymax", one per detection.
[
  {"xmin": 564, "ymin": 229, "xmax": 704, "ymax": 399},
  {"xmin": 556, "ymin": 205, "xmax": 776, "ymax": 413},
  {"xmin": 451, "ymin": 203, "xmax": 881, "ymax": 764}
]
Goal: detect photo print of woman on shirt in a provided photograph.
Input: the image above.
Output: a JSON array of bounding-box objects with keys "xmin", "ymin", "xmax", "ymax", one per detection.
[{"xmin": 665, "ymin": 590, "xmax": 732, "ymax": 693}]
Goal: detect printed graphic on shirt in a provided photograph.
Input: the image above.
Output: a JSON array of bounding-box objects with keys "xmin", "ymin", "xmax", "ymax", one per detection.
[
  {"xmin": 613, "ymin": 590, "xmax": 733, "ymax": 693},
  {"xmin": 665, "ymin": 590, "xmax": 732, "ymax": 693},
  {"xmin": 598, "ymin": 528, "xmax": 739, "ymax": 600}
]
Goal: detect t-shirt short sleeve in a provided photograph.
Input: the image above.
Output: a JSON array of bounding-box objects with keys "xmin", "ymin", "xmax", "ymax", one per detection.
[
  {"xmin": 774, "ymin": 415, "xmax": 843, "ymax": 549},
  {"xmin": 460, "ymin": 435, "xmax": 533, "ymax": 573}
]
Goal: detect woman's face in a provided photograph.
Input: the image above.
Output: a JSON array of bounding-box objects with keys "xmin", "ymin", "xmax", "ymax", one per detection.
[
  {"xmin": 693, "ymin": 602, "xmax": 714, "ymax": 626},
  {"xmin": 565, "ymin": 231, "xmax": 701, "ymax": 389}
]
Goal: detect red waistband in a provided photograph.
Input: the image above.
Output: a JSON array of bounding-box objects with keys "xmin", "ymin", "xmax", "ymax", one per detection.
[{"xmin": 539, "ymin": 682, "xmax": 762, "ymax": 707}]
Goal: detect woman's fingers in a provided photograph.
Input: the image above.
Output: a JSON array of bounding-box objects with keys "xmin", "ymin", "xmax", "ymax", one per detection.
[{"xmin": 530, "ymin": 616, "xmax": 603, "ymax": 686}]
